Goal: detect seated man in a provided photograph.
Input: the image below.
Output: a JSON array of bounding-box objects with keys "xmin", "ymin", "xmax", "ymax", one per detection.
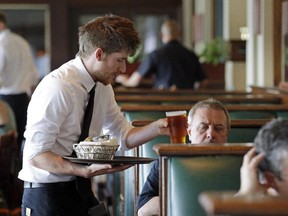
[
  {"xmin": 0, "ymin": 100, "xmax": 16, "ymax": 135},
  {"xmin": 137, "ymin": 98, "xmax": 231, "ymax": 216},
  {"xmin": 236, "ymin": 118, "xmax": 288, "ymax": 196}
]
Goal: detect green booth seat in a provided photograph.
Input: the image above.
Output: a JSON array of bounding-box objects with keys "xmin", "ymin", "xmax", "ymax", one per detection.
[
  {"xmin": 123, "ymin": 135, "xmax": 169, "ymax": 216},
  {"xmin": 228, "ymin": 127, "xmax": 260, "ymax": 143},
  {"xmin": 124, "ymin": 111, "xmax": 165, "ymax": 122},
  {"xmin": 229, "ymin": 111, "xmax": 276, "ymax": 120},
  {"xmin": 153, "ymin": 143, "xmax": 252, "ymax": 216},
  {"xmin": 276, "ymin": 111, "xmax": 288, "ymax": 119},
  {"xmin": 138, "ymin": 136, "xmax": 170, "ymax": 190},
  {"xmin": 168, "ymin": 156, "xmax": 243, "ymax": 216}
]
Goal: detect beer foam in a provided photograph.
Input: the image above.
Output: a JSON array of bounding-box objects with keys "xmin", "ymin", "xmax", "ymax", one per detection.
[{"xmin": 165, "ymin": 110, "xmax": 186, "ymax": 117}]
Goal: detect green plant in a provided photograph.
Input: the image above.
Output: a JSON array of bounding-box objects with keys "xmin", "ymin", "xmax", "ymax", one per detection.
[
  {"xmin": 199, "ymin": 38, "xmax": 229, "ymax": 65},
  {"xmin": 127, "ymin": 47, "xmax": 142, "ymax": 64}
]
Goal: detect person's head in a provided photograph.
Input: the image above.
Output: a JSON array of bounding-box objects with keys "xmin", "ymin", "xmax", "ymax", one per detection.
[
  {"xmin": 77, "ymin": 14, "xmax": 140, "ymax": 59},
  {"xmin": 0, "ymin": 12, "xmax": 7, "ymax": 30},
  {"xmin": 161, "ymin": 19, "xmax": 180, "ymax": 44},
  {"xmin": 187, "ymin": 98, "xmax": 230, "ymax": 144},
  {"xmin": 254, "ymin": 118, "xmax": 288, "ymax": 195},
  {"xmin": 76, "ymin": 14, "xmax": 141, "ymax": 85}
]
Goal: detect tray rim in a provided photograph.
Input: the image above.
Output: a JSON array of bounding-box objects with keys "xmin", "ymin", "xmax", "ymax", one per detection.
[{"xmin": 63, "ymin": 155, "xmax": 156, "ymax": 165}]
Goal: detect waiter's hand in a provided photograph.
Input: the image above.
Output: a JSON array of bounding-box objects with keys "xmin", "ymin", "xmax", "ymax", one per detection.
[{"xmin": 84, "ymin": 164, "xmax": 133, "ymax": 177}]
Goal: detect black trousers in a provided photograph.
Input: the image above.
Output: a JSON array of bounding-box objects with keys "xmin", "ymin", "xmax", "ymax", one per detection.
[{"xmin": 22, "ymin": 181, "xmax": 89, "ymax": 216}]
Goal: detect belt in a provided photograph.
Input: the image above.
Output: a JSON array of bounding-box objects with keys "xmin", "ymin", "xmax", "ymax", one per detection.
[{"xmin": 24, "ymin": 181, "xmax": 76, "ymax": 189}]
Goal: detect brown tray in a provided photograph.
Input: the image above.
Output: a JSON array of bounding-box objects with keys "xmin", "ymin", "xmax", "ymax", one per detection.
[{"xmin": 63, "ymin": 155, "xmax": 156, "ymax": 165}]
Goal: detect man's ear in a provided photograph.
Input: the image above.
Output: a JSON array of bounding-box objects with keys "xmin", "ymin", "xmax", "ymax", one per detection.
[
  {"xmin": 95, "ymin": 48, "xmax": 104, "ymax": 61},
  {"xmin": 0, "ymin": 22, "xmax": 5, "ymax": 30},
  {"xmin": 264, "ymin": 171, "xmax": 279, "ymax": 191}
]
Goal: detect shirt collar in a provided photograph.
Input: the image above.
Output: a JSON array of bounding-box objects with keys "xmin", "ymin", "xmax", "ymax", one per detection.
[
  {"xmin": 74, "ymin": 56, "xmax": 96, "ymax": 92},
  {"xmin": 0, "ymin": 29, "xmax": 10, "ymax": 40}
]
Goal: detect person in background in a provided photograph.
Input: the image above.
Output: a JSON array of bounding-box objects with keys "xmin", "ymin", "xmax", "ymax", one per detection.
[
  {"xmin": 35, "ymin": 47, "xmax": 51, "ymax": 80},
  {"xmin": 236, "ymin": 118, "xmax": 288, "ymax": 196},
  {"xmin": 116, "ymin": 19, "xmax": 207, "ymax": 90},
  {"xmin": 137, "ymin": 98, "xmax": 230, "ymax": 216},
  {"xmin": 18, "ymin": 14, "xmax": 169, "ymax": 216},
  {"xmin": 0, "ymin": 100, "xmax": 16, "ymax": 135},
  {"xmin": 0, "ymin": 12, "xmax": 40, "ymax": 149}
]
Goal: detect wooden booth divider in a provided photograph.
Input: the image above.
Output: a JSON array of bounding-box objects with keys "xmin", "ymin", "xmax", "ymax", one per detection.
[
  {"xmin": 116, "ymin": 94, "xmax": 283, "ymax": 105},
  {"xmin": 153, "ymin": 143, "xmax": 253, "ymax": 216},
  {"xmin": 199, "ymin": 191, "xmax": 288, "ymax": 216},
  {"xmin": 122, "ymin": 119, "xmax": 269, "ymax": 216},
  {"xmin": 114, "ymin": 87, "xmax": 251, "ymax": 96},
  {"xmin": 120, "ymin": 104, "xmax": 288, "ymax": 122}
]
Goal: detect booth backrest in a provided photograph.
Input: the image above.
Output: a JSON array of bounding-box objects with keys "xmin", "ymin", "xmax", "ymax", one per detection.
[
  {"xmin": 153, "ymin": 143, "xmax": 253, "ymax": 216},
  {"xmin": 132, "ymin": 119, "xmax": 269, "ymax": 143},
  {"xmin": 168, "ymin": 155, "xmax": 243, "ymax": 216},
  {"xmin": 121, "ymin": 104, "xmax": 288, "ymax": 121}
]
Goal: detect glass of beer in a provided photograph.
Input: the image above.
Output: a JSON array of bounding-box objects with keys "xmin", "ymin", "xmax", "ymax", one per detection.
[{"xmin": 165, "ymin": 110, "xmax": 187, "ymax": 144}]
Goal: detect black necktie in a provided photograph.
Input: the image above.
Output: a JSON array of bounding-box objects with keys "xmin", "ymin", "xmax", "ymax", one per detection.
[
  {"xmin": 78, "ymin": 85, "xmax": 96, "ymax": 142},
  {"xmin": 75, "ymin": 85, "xmax": 100, "ymax": 208}
]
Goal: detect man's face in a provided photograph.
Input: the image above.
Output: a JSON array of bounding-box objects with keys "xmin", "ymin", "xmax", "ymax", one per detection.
[
  {"xmin": 94, "ymin": 51, "xmax": 128, "ymax": 85},
  {"xmin": 187, "ymin": 108, "xmax": 229, "ymax": 144}
]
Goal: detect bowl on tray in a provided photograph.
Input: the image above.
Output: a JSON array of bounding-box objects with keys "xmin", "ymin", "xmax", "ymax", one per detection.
[{"xmin": 73, "ymin": 135, "xmax": 119, "ymax": 160}]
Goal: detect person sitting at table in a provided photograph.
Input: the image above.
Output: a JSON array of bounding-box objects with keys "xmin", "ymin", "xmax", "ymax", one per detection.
[
  {"xmin": 278, "ymin": 81, "xmax": 288, "ymax": 90},
  {"xmin": 236, "ymin": 118, "xmax": 288, "ymax": 197},
  {"xmin": 115, "ymin": 19, "xmax": 207, "ymax": 90},
  {"xmin": 136, "ymin": 98, "xmax": 231, "ymax": 216}
]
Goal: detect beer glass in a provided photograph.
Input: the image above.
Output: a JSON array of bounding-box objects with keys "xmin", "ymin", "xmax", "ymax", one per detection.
[{"xmin": 165, "ymin": 110, "xmax": 187, "ymax": 144}]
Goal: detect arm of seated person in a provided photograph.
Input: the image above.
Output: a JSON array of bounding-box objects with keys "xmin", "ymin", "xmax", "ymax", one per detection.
[
  {"xmin": 278, "ymin": 81, "xmax": 288, "ymax": 89},
  {"xmin": 115, "ymin": 71, "xmax": 142, "ymax": 87},
  {"xmin": 138, "ymin": 196, "xmax": 160, "ymax": 216},
  {"xmin": 136, "ymin": 160, "xmax": 160, "ymax": 215},
  {"xmin": 194, "ymin": 79, "xmax": 209, "ymax": 89}
]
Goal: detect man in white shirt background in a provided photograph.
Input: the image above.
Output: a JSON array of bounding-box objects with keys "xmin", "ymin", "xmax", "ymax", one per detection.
[{"xmin": 0, "ymin": 12, "xmax": 39, "ymax": 149}]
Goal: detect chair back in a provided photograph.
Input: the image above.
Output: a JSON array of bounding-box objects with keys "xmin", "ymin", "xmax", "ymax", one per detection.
[
  {"xmin": 0, "ymin": 131, "xmax": 17, "ymax": 184},
  {"xmin": 153, "ymin": 143, "xmax": 252, "ymax": 216}
]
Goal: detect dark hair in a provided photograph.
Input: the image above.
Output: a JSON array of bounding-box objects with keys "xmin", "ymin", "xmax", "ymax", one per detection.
[
  {"xmin": 254, "ymin": 118, "xmax": 288, "ymax": 180},
  {"xmin": 0, "ymin": 12, "xmax": 7, "ymax": 25},
  {"xmin": 77, "ymin": 14, "xmax": 141, "ymax": 59},
  {"xmin": 188, "ymin": 98, "xmax": 231, "ymax": 130}
]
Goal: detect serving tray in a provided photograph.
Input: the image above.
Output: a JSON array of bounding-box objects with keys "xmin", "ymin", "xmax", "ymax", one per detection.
[{"xmin": 63, "ymin": 155, "xmax": 156, "ymax": 165}]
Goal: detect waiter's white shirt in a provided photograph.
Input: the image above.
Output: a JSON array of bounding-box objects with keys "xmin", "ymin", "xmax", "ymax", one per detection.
[
  {"xmin": 18, "ymin": 57, "xmax": 133, "ymax": 183},
  {"xmin": 0, "ymin": 29, "xmax": 39, "ymax": 95}
]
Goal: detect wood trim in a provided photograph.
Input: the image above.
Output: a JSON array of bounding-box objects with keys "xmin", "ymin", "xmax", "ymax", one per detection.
[
  {"xmin": 121, "ymin": 104, "xmax": 288, "ymax": 112},
  {"xmin": 132, "ymin": 119, "xmax": 271, "ymax": 127},
  {"xmin": 159, "ymin": 156, "xmax": 168, "ymax": 216},
  {"xmin": 114, "ymin": 87, "xmax": 250, "ymax": 95},
  {"xmin": 116, "ymin": 94, "xmax": 282, "ymax": 103},
  {"xmin": 153, "ymin": 143, "xmax": 253, "ymax": 157},
  {"xmin": 199, "ymin": 191, "xmax": 288, "ymax": 215},
  {"xmin": 274, "ymin": 0, "xmax": 283, "ymax": 85}
]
